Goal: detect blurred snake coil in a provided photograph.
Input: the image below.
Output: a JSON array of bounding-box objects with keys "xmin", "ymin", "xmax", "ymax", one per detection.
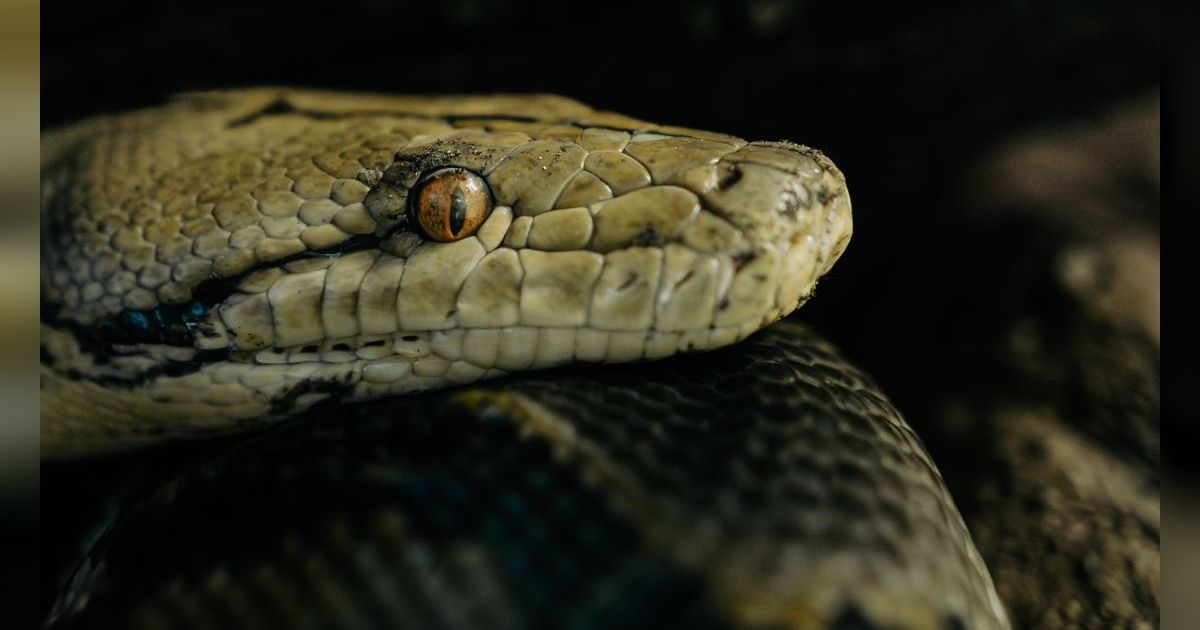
[{"xmin": 41, "ymin": 89, "xmax": 1011, "ymax": 629}]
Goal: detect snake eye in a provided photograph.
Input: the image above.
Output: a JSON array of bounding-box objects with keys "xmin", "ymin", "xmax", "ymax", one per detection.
[{"xmin": 409, "ymin": 168, "xmax": 493, "ymax": 242}]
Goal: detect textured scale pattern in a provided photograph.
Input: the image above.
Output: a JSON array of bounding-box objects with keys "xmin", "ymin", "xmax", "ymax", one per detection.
[
  {"xmin": 46, "ymin": 323, "xmax": 1008, "ymax": 630},
  {"xmin": 42, "ymin": 89, "xmax": 841, "ymax": 324},
  {"xmin": 41, "ymin": 89, "xmax": 852, "ymax": 456}
]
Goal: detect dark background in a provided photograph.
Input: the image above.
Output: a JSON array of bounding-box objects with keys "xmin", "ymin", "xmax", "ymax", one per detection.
[{"xmin": 39, "ymin": 0, "xmax": 1165, "ymax": 626}]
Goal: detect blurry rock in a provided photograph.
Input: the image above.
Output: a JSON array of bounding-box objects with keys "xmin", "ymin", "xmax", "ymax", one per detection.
[{"xmin": 907, "ymin": 95, "xmax": 1159, "ymax": 628}]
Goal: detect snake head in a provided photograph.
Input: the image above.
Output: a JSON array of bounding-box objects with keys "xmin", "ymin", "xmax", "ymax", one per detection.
[{"xmin": 40, "ymin": 89, "xmax": 851, "ymax": 454}]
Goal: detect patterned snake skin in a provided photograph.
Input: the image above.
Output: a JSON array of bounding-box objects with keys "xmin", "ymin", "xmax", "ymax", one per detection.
[
  {"xmin": 41, "ymin": 90, "xmax": 1009, "ymax": 628},
  {"xmin": 46, "ymin": 323, "xmax": 1008, "ymax": 629}
]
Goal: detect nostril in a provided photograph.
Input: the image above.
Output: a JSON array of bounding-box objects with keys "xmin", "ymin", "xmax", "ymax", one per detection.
[{"xmin": 716, "ymin": 163, "xmax": 743, "ymax": 191}]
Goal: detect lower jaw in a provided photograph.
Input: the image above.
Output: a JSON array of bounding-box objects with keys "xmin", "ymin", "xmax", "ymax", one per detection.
[
  {"xmin": 47, "ymin": 310, "xmax": 791, "ymax": 453},
  {"xmin": 44, "ymin": 260, "xmax": 809, "ymax": 455},
  {"xmin": 189, "ymin": 314, "xmax": 788, "ymax": 404}
]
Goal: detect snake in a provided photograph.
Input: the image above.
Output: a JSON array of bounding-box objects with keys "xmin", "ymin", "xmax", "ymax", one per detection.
[{"xmin": 40, "ymin": 89, "xmax": 1009, "ymax": 629}]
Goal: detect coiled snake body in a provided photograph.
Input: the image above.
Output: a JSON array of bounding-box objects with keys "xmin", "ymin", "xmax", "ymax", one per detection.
[{"xmin": 41, "ymin": 90, "xmax": 1009, "ymax": 629}]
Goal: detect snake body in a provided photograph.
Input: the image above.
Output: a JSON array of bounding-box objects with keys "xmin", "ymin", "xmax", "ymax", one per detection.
[
  {"xmin": 41, "ymin": 90, "xmax": 1011, "ymax": 628},
  {"xmin": 47, "ymin": 323, "xmax": 1009, "ymax": 629},
  {"xmin": 41, "ymin": 89, "xmax": 851, "ymax": 457}
]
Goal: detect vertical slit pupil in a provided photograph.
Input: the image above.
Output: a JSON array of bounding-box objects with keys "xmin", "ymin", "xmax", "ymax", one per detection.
[{"xmin": 450, "ymin": 185, "xmax": 467, "ymax": 235}]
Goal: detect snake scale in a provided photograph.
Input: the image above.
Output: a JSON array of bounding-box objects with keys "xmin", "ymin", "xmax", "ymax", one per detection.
[{"xmin": 41, "ymin": 89, "xmax": 1009, "ymax": 629}]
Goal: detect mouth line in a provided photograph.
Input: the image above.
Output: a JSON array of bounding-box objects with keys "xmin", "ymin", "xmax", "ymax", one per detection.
[
  {"xmin": 74, "ymin": 233, "xmax": 390, "ymax": 349},
  {"xmin": 57, "ymin": 202, "xmax": 819, "ymax": 372}
]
